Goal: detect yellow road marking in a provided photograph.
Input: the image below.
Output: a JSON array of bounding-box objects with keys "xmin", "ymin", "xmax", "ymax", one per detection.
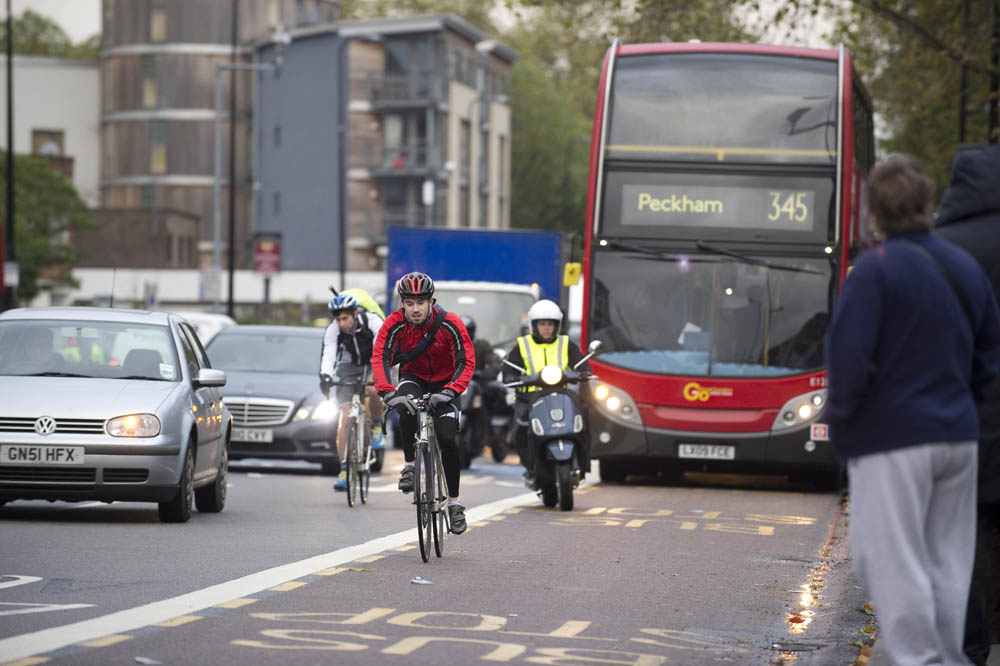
[
  {"xmin": 504, "ymin": 507, "xmax": 523, "ymax": 514},
  {"xmin": 583, "ymin": 507, "xmax": 607, "ymax": 515},
  {"xmin": 80, "ymin": 635, "xmax": 132, "ymax": 648},
  {"xmin": 354, "ymin": 555, "xmax": 384, "ymax": 563},
  {"xmin": 214, "ymin": 597, "xmax": 259, "ymax": 609},
  {"xmin": 471, "ymin": 521, "xmax": 489, "ymax": 527},
  {"xmin": 487, "ymin": 515, "xmax": 506, "ymax": 521},
  {"xmin": 269, "ymin": 581, "xmax": 307, "ymax": 591},
  {"xmin": 680, "ymin": 522, "xmax": 698, "ymax": 530},
  {"xmin": 316, "ymin": 567, "xmax": 346, "ymax": 576},
  {"xmin": 4, "ymin": 658, "xmax": 49, "ymax": 666},
  {"xmin": 392, "ymin": 545, "xmax": 417, "ymax": 552},
  {"xmin": 155, "ymin": 615, "xmax": 203, "ymax": 627},
  {"xmin": 703, "ymin": 511, "xmax": 721, "ymax": 519}
]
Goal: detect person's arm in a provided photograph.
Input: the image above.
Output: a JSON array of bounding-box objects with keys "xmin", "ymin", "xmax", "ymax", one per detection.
[
  {"xmin": 567, "ymin": 340, "xmax": 589, "ymax": 372},
  {"xmin": 502, "ymin": 344, "xmax": 524, "ymax": 384},
  {"xmin": 972, "ymin": 273, "xmax": 1000, "ymax": 403},
  {"xmin": 319, "ymin": 324, "xmax": 337, "ymax": 377},
  {"xmin": 823, "ymin": 259, "xmax": 884, "ymax": 427},
  {"xmin": 373, "ymin": 311, "xmax": 401, "ymax": 395},
  {"xmin": 442, "ymin": 312, "xmax": 476, "ymax": 395}
]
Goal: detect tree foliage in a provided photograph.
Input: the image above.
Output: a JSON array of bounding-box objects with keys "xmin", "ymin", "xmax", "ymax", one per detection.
[
  {"xmin": 0, "ymin": 9, "xmax": 99, "ymax": 59},
  {"xmin": 0, "ymin": 153, "xmax": 94, "ymax": 302}
]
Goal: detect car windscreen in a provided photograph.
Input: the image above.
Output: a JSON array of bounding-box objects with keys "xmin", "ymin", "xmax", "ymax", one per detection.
[
  {"xmin": 607, "ymin": 52, "xmax": 839, "ymax": 164},
  {"xmin": 0, "ymin": 319, "xmax": 180, "ymax": 381},
  {"xmin": 206, "ymin": 331, "xmax": 322, "ymax": 374},
  {"xmin": 589, "ymin": 248, "xmax": 833, "ymax": 377}
]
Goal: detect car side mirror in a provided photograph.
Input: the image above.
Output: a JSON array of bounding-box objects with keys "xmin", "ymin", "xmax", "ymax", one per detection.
[
  {"xmin": 194, "ymin": 368, "xmax": 226, "ymax": 388},
  {"xmin": 588, "ymin": 340, "xmax": 603, "ymax": 355}
]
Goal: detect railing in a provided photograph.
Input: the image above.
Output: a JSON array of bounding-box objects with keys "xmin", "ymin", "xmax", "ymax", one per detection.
[{"xmin": 368, "ymin": 72, "xmax": 446, "ymax": 103}]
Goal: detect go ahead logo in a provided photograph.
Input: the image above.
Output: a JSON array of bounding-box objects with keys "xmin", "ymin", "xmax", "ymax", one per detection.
[{"xmin": 682, "ymin": 382, "xmax": 733, "ymax": 402}]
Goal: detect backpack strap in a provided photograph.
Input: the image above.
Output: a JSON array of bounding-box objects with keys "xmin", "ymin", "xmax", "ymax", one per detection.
[
  {"xmin": 394, "ymin": 307, "xmax": 448, "ymax": 365},
  {"xmin": 899, "ymin": 238, "xmax": 975, "ymax": 332}
]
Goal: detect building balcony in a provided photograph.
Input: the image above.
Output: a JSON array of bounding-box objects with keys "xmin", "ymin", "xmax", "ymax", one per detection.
[
  {"xmin": 382, "ymin": 206, "xmax": 433, "ymax": 228},
  {"xmin": 361, "ymin": 140, "xmax": 442, "ymax": 177},
  {"xmin": 363, "ymin": 72, "xmax": 446, "ymax": 107}
]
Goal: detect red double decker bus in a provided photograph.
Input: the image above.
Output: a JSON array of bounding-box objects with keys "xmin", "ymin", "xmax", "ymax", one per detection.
[{"xmin": 581, "ymin": 41, "xmax": 875, "ymax": 484}]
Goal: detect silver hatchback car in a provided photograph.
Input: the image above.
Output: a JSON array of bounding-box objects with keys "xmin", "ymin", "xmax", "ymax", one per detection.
[{"xmin": 0, "ymin": 307, "xmax": 231, "ymax": 523}]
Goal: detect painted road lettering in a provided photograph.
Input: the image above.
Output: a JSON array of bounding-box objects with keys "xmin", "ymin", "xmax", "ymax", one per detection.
[
  {"xmin": 551, "ymin": 508, "xmax": 815, "ymax": 535},
  {"xmin": 232, "ymin": 607, "xmax": 747, "ymax": 662}
]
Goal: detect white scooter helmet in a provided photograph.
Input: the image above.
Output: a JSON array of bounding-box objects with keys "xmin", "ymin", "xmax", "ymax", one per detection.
[{"xmin": 528, "ymin": 299, "xmax": 563, "ymax": 341}]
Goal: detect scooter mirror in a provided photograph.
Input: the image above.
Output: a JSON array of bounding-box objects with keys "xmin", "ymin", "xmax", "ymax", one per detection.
[{"xmin": 588, "ymin": 340, "xmax": 603, "ymax": 354}]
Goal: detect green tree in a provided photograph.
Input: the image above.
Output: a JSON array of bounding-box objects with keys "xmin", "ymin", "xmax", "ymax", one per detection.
[
  {"xmin": 0, "ymin": 152, "xmax": 94, "ymax": 302},
  {"xmin": 0, "ymin": 9, "xmax": 99, "ymax": 59}
]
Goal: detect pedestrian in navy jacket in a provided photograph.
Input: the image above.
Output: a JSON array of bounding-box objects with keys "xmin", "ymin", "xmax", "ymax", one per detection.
[
  {"xmin": 935, "ymin": 144, "xmax": 1000, "ymax": 666},
  {"xmin": 825, "ymin": 154, "xmax": 1000, "ymax": 666}
]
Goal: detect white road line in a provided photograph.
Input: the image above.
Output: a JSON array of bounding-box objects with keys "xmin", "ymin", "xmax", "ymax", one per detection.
[{"xmin": 0, "ymin": 490, "xmax": 538, "ymax": 663}]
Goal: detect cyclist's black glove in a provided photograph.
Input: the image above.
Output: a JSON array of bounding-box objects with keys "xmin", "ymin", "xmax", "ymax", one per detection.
[
  {"xmin": 319, "ymin": 373, "xmax": 334, "ymax": 390},
  {"xmin": 429, "ymin": 388, "xmax": 457, "ymax": 408},
  {"xmin": 384, "ymin": 391, "xmax": 416, "ymax": 416}
]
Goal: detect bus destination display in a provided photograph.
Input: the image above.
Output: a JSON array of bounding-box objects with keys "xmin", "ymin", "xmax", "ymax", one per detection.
[{"xmin": 620, "ymin": 184, "xmax": 816, "ymax": 231}]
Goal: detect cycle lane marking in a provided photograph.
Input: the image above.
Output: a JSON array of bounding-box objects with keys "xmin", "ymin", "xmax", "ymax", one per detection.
[{"xmin": 0, "ymin": 489, "xmax": 543, "ymax": 664}]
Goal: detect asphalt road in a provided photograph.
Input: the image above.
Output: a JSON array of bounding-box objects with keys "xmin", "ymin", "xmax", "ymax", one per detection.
[{"xmin": 0, "ymin": 451, "xmax": 872, "ymax": 666}]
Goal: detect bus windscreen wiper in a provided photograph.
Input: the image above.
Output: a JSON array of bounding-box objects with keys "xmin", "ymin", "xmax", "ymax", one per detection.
[
  {"xmin": 695, "ymin": 241, "xmax": 824, "ymax": 275},
  {"xmin": 602, "ymin": 239, "xmax": 675, "ymax": 261}
]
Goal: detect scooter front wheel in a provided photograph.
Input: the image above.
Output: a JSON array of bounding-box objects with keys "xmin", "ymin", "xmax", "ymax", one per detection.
[{"xmin": 556, "ymin": 463, "xmax": 574, "ymax": 511}]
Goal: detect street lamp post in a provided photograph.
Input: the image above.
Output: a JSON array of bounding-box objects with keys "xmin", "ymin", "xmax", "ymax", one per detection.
[{"xmin": 211, "ymin": 27, "xmax": 289, "ymax": 316}]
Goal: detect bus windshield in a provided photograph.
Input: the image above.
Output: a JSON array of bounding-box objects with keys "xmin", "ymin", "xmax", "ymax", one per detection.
[
  {"xmin": 588, "ymin": 248, "xmax": 832, "ymax": 377},
  {"xmin": 607, "ymin": 53, "xmax": 839, "ymax": 164}
]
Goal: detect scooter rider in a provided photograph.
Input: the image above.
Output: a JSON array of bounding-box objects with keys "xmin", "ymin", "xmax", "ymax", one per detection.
[
  {"xmin": 373, "ymin": 272, "xmax": 476, "ymax": 534},
  {"xmin": 503, "ymin": 299, "xmax": 589, "ymax": 486},
  {"xmin": 320, "ymin": 293, "xmax": 384, "ymax": 491}
]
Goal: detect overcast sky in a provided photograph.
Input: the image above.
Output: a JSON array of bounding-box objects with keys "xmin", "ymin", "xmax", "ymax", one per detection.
[{"xmin": 12, "ymin": 0, "xmax": 100, "ymax": 43}]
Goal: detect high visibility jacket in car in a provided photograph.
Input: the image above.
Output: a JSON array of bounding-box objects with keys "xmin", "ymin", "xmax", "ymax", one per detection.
[{"xmin": 516, "ymin": 334, "xmax": 569, "ymax": 392}]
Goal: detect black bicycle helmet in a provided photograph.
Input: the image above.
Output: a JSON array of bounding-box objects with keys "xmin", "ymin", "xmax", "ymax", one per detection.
[{"xmin": 397, "ymin": 272, "xmax": 435, "ymax": 299}]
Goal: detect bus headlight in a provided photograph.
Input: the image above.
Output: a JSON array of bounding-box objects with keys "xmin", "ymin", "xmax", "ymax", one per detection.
[
  {"xmin": 591, "ymin": 381, "xmax": 641, "ymax": 426},
  {"xmin": 772, "ymin": 389, "xmax": 827, "ymax": 432},
  {"xmin": 540, "ymin": 365, "xmax": 564, "ymax": 386}
]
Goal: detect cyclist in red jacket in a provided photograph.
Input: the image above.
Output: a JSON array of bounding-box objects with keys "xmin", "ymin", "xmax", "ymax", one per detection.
[{"xmin": 373, "ymin": 272, "xmax": 475, "ymax": 534}]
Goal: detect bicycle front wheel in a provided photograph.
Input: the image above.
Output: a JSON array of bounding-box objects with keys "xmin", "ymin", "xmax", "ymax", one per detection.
[
  {"xmin": 345, "ymin": 418, "xmax": 358, "ymax": 508},
  {"xmin": 415, "ymin": 444, "xmax": 431, "ymax": 562}
]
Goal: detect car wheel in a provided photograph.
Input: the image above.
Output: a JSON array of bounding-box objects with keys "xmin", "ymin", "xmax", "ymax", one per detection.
[
  {"xmin": 159, "ymin": 445, "xmax": 194, "ymax": 523},
  {"xmin": 195, "ymin": 445, "xmax": 228, "ymax": 513}
]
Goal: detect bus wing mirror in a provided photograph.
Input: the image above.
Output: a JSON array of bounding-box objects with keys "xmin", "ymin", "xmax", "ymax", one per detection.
[{"xmin": 588, "ymin": 340, "xmax": 603, "ymax": 355}]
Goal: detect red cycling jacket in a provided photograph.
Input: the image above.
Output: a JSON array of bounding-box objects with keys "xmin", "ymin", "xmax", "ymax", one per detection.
[{"xmin": 373, "ymin": 305, "xmax": 475, "ymax": 396}]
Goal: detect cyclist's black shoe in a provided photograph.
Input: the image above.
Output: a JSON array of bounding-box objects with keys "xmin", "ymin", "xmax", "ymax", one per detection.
[
  {"xmin": 398, "ymin": 464, "xmax": 414, "ymax": 493},
  {"xmin": 448, "ymin": 503, "xmax": 467, "ymax": 534}
]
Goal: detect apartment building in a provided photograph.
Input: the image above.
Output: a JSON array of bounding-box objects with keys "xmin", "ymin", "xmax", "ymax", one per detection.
[{"xmin": 256, "ymin": 14, "xmax": 515, "ymax": 271}]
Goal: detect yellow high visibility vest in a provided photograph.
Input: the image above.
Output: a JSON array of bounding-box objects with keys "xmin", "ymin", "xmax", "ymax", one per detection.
[{"xmin": 516, "ymin": 334, "xmax": 569, "ymax": 392}]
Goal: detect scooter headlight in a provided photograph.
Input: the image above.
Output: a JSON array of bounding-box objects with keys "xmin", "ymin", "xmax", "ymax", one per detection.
[{"xmin": 539, "ymin": 365, "xmax": 563, "ymax": 386}]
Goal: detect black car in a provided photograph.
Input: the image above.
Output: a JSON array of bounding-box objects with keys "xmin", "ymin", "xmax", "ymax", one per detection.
[{"xmin": 205, "ymin": 325, "xmax": 340, "ymax": 474}]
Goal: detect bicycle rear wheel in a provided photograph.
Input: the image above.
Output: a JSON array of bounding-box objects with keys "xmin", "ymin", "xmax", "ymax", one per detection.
[
  {"xmin": 359, "ymin": 417, "xmax": 371, "ymax": 505},
  {"xmin": 415, "ymin": 444, "xmax": 431, "ymax": 562},
  {"xmin": 433, "ymin": 443, "xmax": 447, "ymax": 558},
  {"xmin": 345, "ymin": 419, "xmax": 358, "ymax": 508}
]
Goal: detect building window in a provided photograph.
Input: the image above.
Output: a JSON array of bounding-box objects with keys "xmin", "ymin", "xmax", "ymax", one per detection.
[
  {"xmin": 273, "ymin": 191, "xmax": 281, "ymax": 215},
  {"xmin": 32, "ymin": 129, "xmax": 64, "ymax": 156},
  {"xmin": 273, "ymin": 124, "xmax": 281, "ymax": 147},
  {"xmin": 150, "ymin": 121, "xmax": 166, "ymax": 174},
  {"xmin": 141, "ymin": 54, "xmax": 157, "ymax": 108},
  {"xmin": 141, "ymin": 184, "xmax": 155, "ymax": 206},
  {"xmin": 150, "ymin": 7, "xmax": 167, "ymax": 42}
]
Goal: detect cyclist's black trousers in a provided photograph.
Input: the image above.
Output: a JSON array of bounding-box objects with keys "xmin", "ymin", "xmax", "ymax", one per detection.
[{"xmin": 396, "ymin": 375, "xmax": 461, "ymax": 498}]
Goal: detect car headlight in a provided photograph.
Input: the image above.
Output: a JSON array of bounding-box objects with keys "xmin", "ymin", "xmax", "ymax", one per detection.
[
  {"xmin": 311, "ymin": 400, "xmax": 339, "ymax": 422},
  {"xmin": 539, "ymin": 365, "xmax": 563, "ymax": 386},
  {"xmin": 772, "ymin": 389, "xmax": 827, "ymax": 432},
  {"xmin": 107, "ymin": 413, "xmax": 161, "ymax": 438}
]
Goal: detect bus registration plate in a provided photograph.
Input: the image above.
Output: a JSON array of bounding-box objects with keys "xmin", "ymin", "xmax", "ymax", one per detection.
[{"xmin": 678, "ymin": 444, "xmax": 735, "ymax": 460}]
